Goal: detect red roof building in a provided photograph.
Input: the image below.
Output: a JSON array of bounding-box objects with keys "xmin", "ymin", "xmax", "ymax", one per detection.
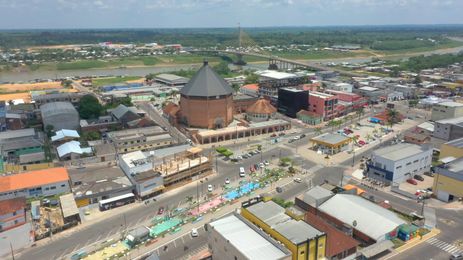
[{"xmin": 305, "ymin": 211, "xmax": 359, "ymax": 259}]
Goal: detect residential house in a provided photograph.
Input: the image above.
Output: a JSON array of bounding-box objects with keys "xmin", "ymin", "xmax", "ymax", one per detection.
[{"xmin": 0, "ymin": 198, "xmax": 26, "ymax": 232}]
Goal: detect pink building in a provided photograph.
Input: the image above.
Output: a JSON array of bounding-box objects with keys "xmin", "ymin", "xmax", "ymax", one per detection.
[
  {"xmin": 308, "ymin": 91, "xmax": 339, "ymax": 121},
  {"xmin": 325, "ymin": 89, "xmax": 367, "ymax": 113}
]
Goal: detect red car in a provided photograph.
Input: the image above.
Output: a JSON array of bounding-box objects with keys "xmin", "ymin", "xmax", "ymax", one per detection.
[
  {"xmin": 271, "ymin": 133, "xmax": 277, "ymax": 137},
  {"xmin": 157, "ymin": 206, "xmax": 164, "ymax": 215},
  {"xmin": 407, "ymin": 179, "xmax": 418, "ymax": 185},
  {"xmin": 358, "ymin": 140, "xmax": 366, "ymax": 146}
]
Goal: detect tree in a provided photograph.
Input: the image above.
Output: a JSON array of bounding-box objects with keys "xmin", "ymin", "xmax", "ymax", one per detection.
[
  {"xmin": 145, "ymin": 73, "xmax": 155, "ymax": 81},
  {"xmin": 387, "ymin": 109, "xmax": 400, "ymax": 129},
  {"xmin": 244, "ymin": 73, "xmax": 259, "ymax": 84},
  {"xmin": 356, "ymin": 107, "xmax": 365, "ymax": 120},
  {"xmin": 45, "ymin": 124, "xmax": 54, "ymax": 137},
  {"xmin": 78, "ymin": 94, "xmax": 103, "ymax": 119},
  {"xmin": 408, "ymin": 99, "xmax": 419, "ymax": 108},
  {"xmin": 413, "ymin": 75, "xmax": 422, "ymax": 85},
  {"xmin": 314, "ymin": 127, "xmax": 322, "ymax": 136},
  {"xmin": 327, "ymin": 120, "xmax": 337, "ymax": 133},
  {"xmin": 213, "ymin": 61, "xmax": 231, "ymax": 77},
  {"xmin": 62, "ymin": 79, "xmax": 72, "ymax": 88},
  {"xmin": 81, "ymin": 131, "xmax": 101, "ymax": 141},
  {"xmin": 389, "ymin": 67, "xmax": 400, "ymax": 77}
]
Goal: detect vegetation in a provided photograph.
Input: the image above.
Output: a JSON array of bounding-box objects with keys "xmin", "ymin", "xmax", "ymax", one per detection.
[
  {"xmin": 244, "ymin": 73, "xmax": 259, "ymax": 84},
  {"xmin": 78, "ymin": 94, "xmax": 103, "ymax": 119},
  {"xmin": 400, "ymin": 52, "xmax": 463, "ymax": 72},
  {"xmin": 92, "ymin": 76, "xmax": 142, "ymax": 87},
  {"xmin": 279, "ymin": 157, "xmax": 292, "ymax": 167},
  {"xmin": 103, "ymin": 97, "xmax": 133, "ymax": 110},
  {"xmin": 81, "ymin": 131, "xmax": 101, "ymax": 141},
  {"xmin": 272, "ymin": 197, "xmax": 294, "ymax": 208}
]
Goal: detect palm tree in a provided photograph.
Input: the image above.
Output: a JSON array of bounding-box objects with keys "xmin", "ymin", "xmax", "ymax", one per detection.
[
  {"xmin": 345, "ymin": 114, "xmax": 353, "ymax": 125},
  {"xmin": 387, "ymin": 109, "xmax": 399, "ymax": 129},
  {"xmin": 356, "ymin": 107, "xmax": 365, "ymax": 120},
  {"xmin": 336, "ymin": 119, "xmax": 344, "ymax": 130},
  {"xmin": 327, "ymin": 120, "xmax": 337, "ymax": 133},
  {"xmin": 314, "ymin": 127, "xmax": 322, "ymax": 136}
]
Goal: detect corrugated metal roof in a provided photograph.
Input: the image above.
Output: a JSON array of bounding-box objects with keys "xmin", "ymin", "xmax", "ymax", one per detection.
[
  {"xmin": 210, "ymin": 214, "xmax": 289, "ymax": 260},
  {"xmin": 59, "ymin": 193, "xmax": 79, "ymax": 218},
  {"xmin": 373, "ymin": 143, "xmax": 430, "ymax": 161},
  {"xmin": 51, "ymin": 129, "xmax": 80, "ymax": 142},
  {"xmin": 318, "ymin": 194, "xmax": 405, "ymax": 241},
  {"xmin": 180, "ymin": 61, "xmax": 233, "ymax": 97}
]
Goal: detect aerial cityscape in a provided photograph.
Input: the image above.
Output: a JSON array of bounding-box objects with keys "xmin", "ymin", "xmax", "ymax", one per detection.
[{"xmin": 1, "ymin": 1, "xmax": 463, "ymax": 260}]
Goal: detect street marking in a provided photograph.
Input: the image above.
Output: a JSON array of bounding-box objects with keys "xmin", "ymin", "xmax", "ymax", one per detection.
[
  {"xmin": 173, "ymin": 239, "xmax": 177, "ymax": 248},
  {"xmin": 426, "ymin": 238, "xmax": 463, "ymax": 255}
]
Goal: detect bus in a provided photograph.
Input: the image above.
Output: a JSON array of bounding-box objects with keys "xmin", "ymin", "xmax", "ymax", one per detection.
[{"xmin": 99, "ymin": 193, "xmax": 135, "ymax": 211}]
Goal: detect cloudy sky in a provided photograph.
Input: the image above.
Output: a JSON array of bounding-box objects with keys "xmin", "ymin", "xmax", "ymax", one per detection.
[{"xmin": 0, "ymin": 0, "xmax": 461, "ymax": 29}]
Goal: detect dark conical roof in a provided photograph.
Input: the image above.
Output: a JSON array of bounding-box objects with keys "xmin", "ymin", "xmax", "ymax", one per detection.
[{"xmin": 180, "ymin": 61, "xmax": 233, "ymax": 97}]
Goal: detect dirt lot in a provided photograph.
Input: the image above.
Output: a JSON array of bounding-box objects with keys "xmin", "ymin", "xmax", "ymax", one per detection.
[
  {"xmin": 35, "ymin": 206, "xmax": 64, "ymax": 237},
  {"xmin": 0, "ymin": 81, "xmax": 62, "ymax": 93},
  {"xmin": 0, "ymin": 92, "xmax": 32, "ymax": 102}
]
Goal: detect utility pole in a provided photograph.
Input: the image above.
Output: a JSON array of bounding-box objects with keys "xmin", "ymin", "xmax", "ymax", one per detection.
[
  {"xmin": 9, "ymin": 241, "xmax": 14, "ymax": 260},
  {"xmin": 238, "ymin": 22, "xmax": 242, "ymax": 50}
]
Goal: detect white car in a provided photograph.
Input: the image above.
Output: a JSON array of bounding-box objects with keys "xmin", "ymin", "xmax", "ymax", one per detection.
[
  {"xmin": 207, "ymin": 184, "xmax": 213, "ymax": 192},
  {"xmin": 225, "ymin": 178, "xmax": 230, "ymax": 185},
  {"xmin": 191, "ymin": 228, "xmax": 198, "ymax": 237},
  {"xmin": 294, "ymin": 178, "xmax": 302, "ymax": 183},
  {"xmin": 263, "ymin": 160, "xmax": 270, "ymax": 166},
  {"xmin": 259, "ymin": 162, "xmax": 265, "ymax": 168}
]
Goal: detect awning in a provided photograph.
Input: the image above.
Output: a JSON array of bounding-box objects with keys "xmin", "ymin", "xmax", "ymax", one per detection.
[{"xmin": 360, "ymin": 240, "xmax": 394, "ymax": 258}]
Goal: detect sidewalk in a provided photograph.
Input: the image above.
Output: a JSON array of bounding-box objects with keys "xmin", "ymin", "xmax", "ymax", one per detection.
[{"xmin": 381, "ymin": 228, "xmax": 441, "ymax": 260}]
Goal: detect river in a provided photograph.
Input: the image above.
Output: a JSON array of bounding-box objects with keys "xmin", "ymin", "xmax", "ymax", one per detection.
[{"xmin": 1, "ymin": 45, "xmax": 462, "ymax": 83}]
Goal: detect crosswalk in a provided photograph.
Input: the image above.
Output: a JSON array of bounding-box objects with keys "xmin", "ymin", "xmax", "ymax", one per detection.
[{"xmin": 426, "ymin": 237, "xmax": 463, "ymax": 255}]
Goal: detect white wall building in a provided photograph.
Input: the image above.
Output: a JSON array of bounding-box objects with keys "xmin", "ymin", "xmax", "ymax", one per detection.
[
  {"xmin": 367, "ymin": 143, "xmax": 432, "ymax": 183},
  {"xmin": 119, "ymin": 151, "xmax": 152, "ymax": 175}
]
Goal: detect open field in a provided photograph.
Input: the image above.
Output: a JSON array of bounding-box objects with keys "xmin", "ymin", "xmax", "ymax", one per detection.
[
  {"xmin": 0, "ymin": 81, "xmax": 63, "ymax": 93},
  {"xmin": 92, "ymin": 76, "xmax": 144, "ymax": 87},
  {"xmin": 0, "ymin": 92, "xmax": 32, "ymax": 102}
]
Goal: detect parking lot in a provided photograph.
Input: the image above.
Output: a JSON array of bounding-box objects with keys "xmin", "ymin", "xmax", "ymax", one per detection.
[{"xmin": 399, "ymin": 174, "xmax": 435, "ymax": 197}]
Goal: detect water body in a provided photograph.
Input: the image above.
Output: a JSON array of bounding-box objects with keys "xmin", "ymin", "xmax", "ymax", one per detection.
[{"xmin": 1, "ymin": 45, "xmax": 462, "ymax": 83}]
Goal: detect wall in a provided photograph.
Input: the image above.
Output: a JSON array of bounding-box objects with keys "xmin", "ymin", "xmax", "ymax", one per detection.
[
  {"xmin": 370, "ymin": 148, "xmax": 432, "ymax": 183},
  {"xmin": 433, "ymin": 174, "xmax": 463, "ymax": 202},
  {"xmin": 2, "ymin": 162, "xmax": 55, "ymax": 173},
  {"xmin": 0, "ymin": 180, "xmax": 70, "ymax": 201},
  {"xmin": 180, "ymin": 95, "xmax": 233, "ymax": 129},
  {"xmin": 136, "ymin": 175, "xmax": 164, "ymax": 198},
  {"xmin": 431, "ymin": 105, "xmax": 463, "ymax": 121},
  {"xmin": 0, "ymin": 208, "xmax": 26, "ymax": 232},
  {"xmin": 433, "ymin": 122, "xmax": 452, "ymax": 140},
  {"xmin": 439, "ymin": 144, "xmax": 463, "ymax": 160}
]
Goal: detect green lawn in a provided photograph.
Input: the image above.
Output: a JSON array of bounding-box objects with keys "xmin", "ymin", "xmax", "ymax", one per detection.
[
  {"xmin": 375, "ymin": 40, "xmax": 463, "ymax": 55},
  {"xmin": 92, "ymin": 76, "xmax": 143, "ymax": 87},
  {"xmin": 272, "ymin": 50, "xmax": 370, "ymax": 60}
]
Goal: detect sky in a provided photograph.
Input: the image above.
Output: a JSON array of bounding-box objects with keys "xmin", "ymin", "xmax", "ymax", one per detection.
[{"xmin": 0, "ymin": 0, "xmax": 462, "ymax": 29}]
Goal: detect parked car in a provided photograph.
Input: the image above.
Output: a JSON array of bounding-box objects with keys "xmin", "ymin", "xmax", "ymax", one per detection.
[
  {"xmin": 358, "ymin": 140, "xmax": 366, "ymax": 146},
  {"xmin": 414, "ymin": 175, "xmax": 424, "ymax": 181},
  {"xmin": 407, "ymin": 179, "xmax": 418, "ymax": 185},
  {"xmin": 225, "ymin": 178, "xmax": 230, "ymax": 185},
  {"xmin": 424, "ymin": 171, "xmax": 434, "ymax": 177},
  {"xmin": 288, "ymin": 139, "xmax": 295, "ymax": 143},
  {"xmin": 271, "ymin": 133, "xmax": 277, "ymax": 137},
  {"xmin": 263, "ymin": 160, "xmax": 270, "ymax": 166},
  {"xmin": 294, "ymin": 178, "xmax": 302, "ymax": 183},
  {"xmin": 276, "ymin": 186, "xmax": 283, "ymax": 193},
  {"xmin": 207, "ymin": 184, "xmax": 213, "ymax": 192},
  {"xmin": 259, "ymin": 162, "xmax": 265, "ymax": 168},
  {"xmin": 300, "ymin": 134, "xmax": 306, "ymax": 138},
  {"xmin": 279, "ymin": 132, "xmax": 286, "ymax": 136},
  {"xmin": 450, "ymin": 253, "xmax": 463, "ymax": 260},
  {"xmin": 157, "ymin": 207, "xmax": 164, "ymax": 215}
]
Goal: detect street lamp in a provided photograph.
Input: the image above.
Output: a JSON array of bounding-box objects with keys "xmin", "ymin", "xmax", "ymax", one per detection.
[{"xmin": 1, "ymin": 237, "xmax": 14, "ymax": 260}]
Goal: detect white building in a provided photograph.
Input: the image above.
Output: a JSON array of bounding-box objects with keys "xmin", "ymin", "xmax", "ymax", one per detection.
[
  {"xmin": 431, "ymin": 101, "xmax": 463, "ymax": 121},
  {"xmin": 119, "ymin": 150, "xmax": 152, "ymax": 175},
  {"xmin": 331, "ymin": 83, "xmax": 353, "ymax": 92},
  {"xmin": 367, "ymin": 143, "xmax": 432, "ymax": 183},
  {"xmin": 0, "ymin": 168, "xmax": 70, "ymax": 201}
]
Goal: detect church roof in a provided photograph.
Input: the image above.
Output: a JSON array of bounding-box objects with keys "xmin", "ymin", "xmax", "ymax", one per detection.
[
  {"xmin": 180, "ymin": 61, "xmax": 233, "ymax": 97},
  {"xmin": 247, "ymin": 98, "xmax": 277, "ymax": 114}
]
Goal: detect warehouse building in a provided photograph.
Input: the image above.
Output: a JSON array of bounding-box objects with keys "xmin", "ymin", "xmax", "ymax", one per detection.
[
  {"xmin": 433, "ymin": 157, "xmax": 463, "ymax": 202},
  {"xmin": 41, "ymin": 102, "xmax": 80, "ymax": 131},
  {"xmin": 207, "ymin": 213, "xmax": 292, "ymax": 260}
]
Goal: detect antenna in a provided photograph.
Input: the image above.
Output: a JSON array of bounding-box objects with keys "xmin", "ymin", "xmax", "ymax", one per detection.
[{"xmin": 238, "ymin": 22, "xmax": 242, "ymax": 49}]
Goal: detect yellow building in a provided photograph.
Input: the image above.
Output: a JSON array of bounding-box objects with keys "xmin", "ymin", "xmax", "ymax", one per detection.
[
  {"xmin": 241, "ymin": 198, "xmax": 327, "ymax": 260},
  {"xmin": 433, "ymin": 157, "xmax": 463, "ymax": 202},
  {"xmin": 310, "ymin": 133, "xmax": 351, "ymax": 155},
  {"xmin": 439, "ymin": 138, "xmax": 463, "ymax": 160}
]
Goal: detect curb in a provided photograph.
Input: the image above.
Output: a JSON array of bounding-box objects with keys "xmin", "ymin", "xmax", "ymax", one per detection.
[{"xmin": 395, "ymin": 228, "xmax": 441, "ymax": 254}]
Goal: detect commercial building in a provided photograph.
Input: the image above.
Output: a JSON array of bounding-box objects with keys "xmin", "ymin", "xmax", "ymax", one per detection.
[
  {"xmin": 207, "ymin": 213, "xmax": 292, "ymax": 260},
  {"xmin": 310, "ymin": 133, "xmax": 351, "ymax": 155},
  {"xmin": 277, "ymin": 88, "xmax": 309, "ymax": 118},
  {"xmin": 107, "ymin": 126, "xmax": 173, "ymax": 154},
  {"xmin": 439, "ymin": 137, "xmax": 463, "ymax": 160},
  {"xmin": 327, "ymin": 83, "xmax": 353, "ymax": 93},
  {"xmin": 40, "ymin": 102, "xmax": 80, "ymax": 131},
  {"xmin": 120, "ymin": 151, "xmax": 164, "ymax": 199},
  {"xmin": 433, "ymin": 116, "xmax": 463, "ymax": 141},
  {"xmin": 0, "ymin": 197, "xmax": 26, "ymax": 232},
  {"xmin": 69, "ymin": 165, "xmax": 134, "ymax": 207},
  {"xmin": 246, "ymin": 98, "xmax": 277, "ymax": 122},
  {"xmin": 194, "ymin": 119, "xmax": 290, "ymax": 145},
  {"xmin": 258, "ymin": 71, "xmax": 306, "ymax": 100},
  {"xmin": 433, "ymin": 157, "xmax": 463, "ymax": 202},
  {"xmin": 32, "ymin": 92, "xmax": 87, "ymax": 108},
  {"xmin": 431, "ymin": 101, "xmax": 463, "ymax": 121},
  {"xmin": 0, "ymin": 128, "xmax": 45, "ymax": 166},
  {"xmin": 179, "ymin": 61, "xmax": 234, "ymax": 129},
  {"xmin": 110, "ymin": 104, "xmax": 142, "ymax": 126},
  {"xmin": 305, "ymin": 211, "xmax": 359, "ymax": 259},
  {"xmin": 354, "ymin": 86, "xmax": 385, "ymax": 103},
  {"xmin": 240, "ymin": 84, "xmax": 259, "ymax": 96},
  {"xmin": 367, "ymin": 143, "xmax": 432, "ymax": 184},
  {"xmin": 0, "ymin": 168, "xmax": 70, "ymax": 201},
  {"xmin": 154, "ymin": 74, "xmax": 189, "ymax": 86},
  {"xmin": 308, "ymin": 91, "xmax": 338, "ymax": 121},
  {"xmin": 316, "ymin": 194, "xmax": 405, "ymax": 244},
  {"xmin": 241, "ymin": 198, "xmax": 327, "ymax": 260},
  {"xmin": 153, "ymin": 147, "xmax": 212, "ymax": 187}
]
